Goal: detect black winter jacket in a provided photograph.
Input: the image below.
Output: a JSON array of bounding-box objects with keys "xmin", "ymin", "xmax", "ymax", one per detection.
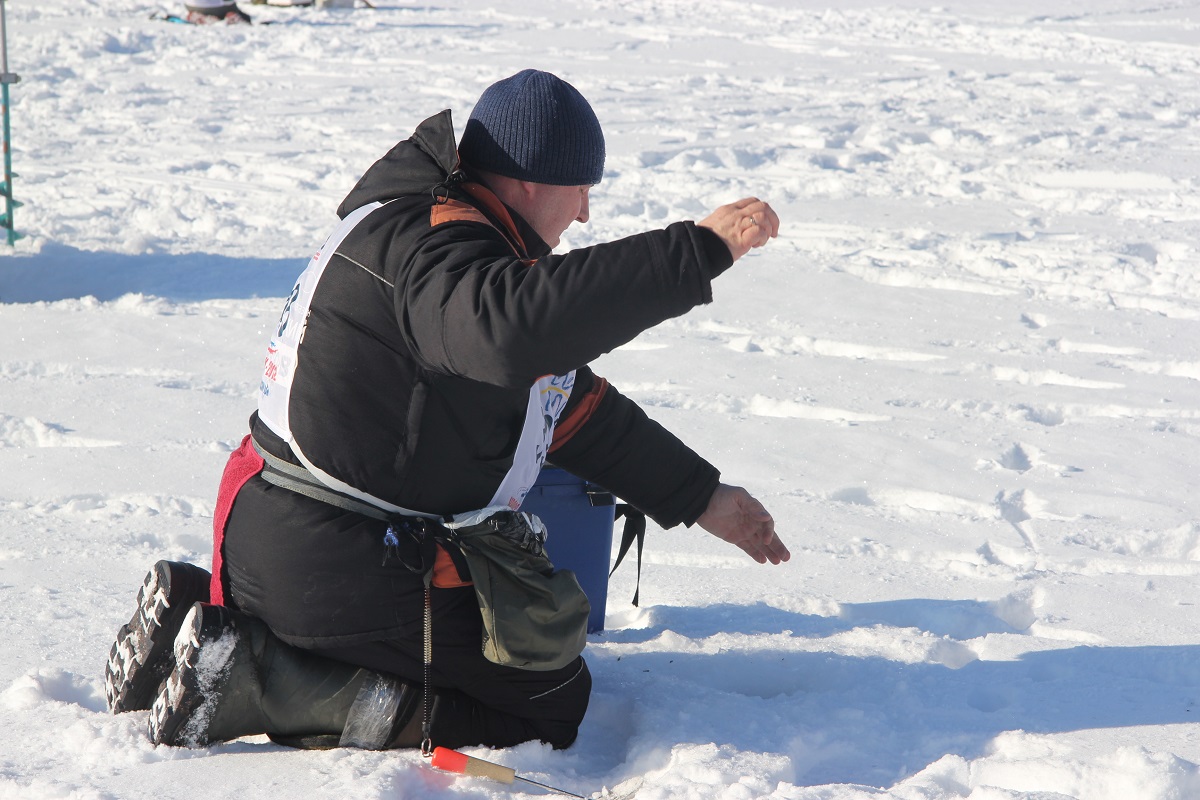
[{"xmin": 253, "ymin": 109, "xmax": 731, "ymax": 530}]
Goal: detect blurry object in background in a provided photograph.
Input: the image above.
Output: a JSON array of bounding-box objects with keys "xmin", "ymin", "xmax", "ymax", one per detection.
[
  {"xmin": 0, "ymin": 0, "xmax": 19, "ymax": 246},
  {"xmin": 185, "ymin": 0, "xmax": 253, "ymax": 24}
]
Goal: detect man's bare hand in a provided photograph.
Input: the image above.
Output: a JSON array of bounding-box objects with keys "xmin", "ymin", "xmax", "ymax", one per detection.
[
  {"xmin": 696, "ymin": 483, "xmax": 790, "ymax": 565},
  {"xmin": 698, "ymin": 197, "xmax": 780, "ymax": 261}
]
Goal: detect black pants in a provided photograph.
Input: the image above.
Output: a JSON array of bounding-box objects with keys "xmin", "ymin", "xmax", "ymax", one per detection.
[
  {"xmin": 312, "ymin": 586, "xmax": 591, "ymax": 749},
  {"xmin": 222, "ymin": 475, "xmax": 591, "ymax": 749}
]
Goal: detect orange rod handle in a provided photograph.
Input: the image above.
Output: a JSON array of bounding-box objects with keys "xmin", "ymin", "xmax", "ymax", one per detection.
[{"xmin": 431, "ymin": 747, "xmax": 516, "ymax": 784}]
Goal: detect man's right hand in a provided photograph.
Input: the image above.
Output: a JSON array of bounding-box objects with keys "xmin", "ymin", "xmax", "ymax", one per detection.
[
  {"xmin": 696, "ymin": 483, "xmax": 790, "ymax": 565},
  {"xmin": 698, "ymin": 197, "xmax": 780, "ymax": 261}
]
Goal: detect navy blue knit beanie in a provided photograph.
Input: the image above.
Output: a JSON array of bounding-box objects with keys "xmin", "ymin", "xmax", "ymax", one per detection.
[{"xmin": 459, "ymin": 70, "xmax": 605, "ymax": 186}]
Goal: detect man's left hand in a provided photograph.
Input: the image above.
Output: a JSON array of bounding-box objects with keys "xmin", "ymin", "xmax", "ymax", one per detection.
[
  {"xmin": 696, "ymin": 483, "xmax": 790, "ymax": 565},
  {"xmin": 698, "ymin": 197, "xmax": 781, "ymax": 262}
]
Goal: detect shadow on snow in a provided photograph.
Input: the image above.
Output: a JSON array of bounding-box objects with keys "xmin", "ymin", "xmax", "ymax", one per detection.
[
  {"xmin": 586, "ymin": 600, "xmax": 1200, "ymax": 788},
  {"xmin": 0, "ymin": 243, "xmax": 302, "ymax": 303}
]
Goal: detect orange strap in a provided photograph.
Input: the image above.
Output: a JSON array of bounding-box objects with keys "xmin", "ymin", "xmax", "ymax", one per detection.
[
  {"xmin": 549, "ymin": 376, "xmax": 609, "ymax": 453},
  {"xmin": 431, "ymin": 543, "xmax": 472, "ymax": 588},
  {"xmin": 428, "ymin": 182, "xmax": 531, "ymax": 262}
]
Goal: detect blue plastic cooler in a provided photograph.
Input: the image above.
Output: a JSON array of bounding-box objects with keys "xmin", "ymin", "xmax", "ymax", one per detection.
[{"xmin": 520, "ymin": 467, "xmax": 615, "ymax": 633}]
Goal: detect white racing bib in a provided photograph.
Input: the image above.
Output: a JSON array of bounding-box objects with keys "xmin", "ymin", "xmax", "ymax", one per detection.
[
  {"xmin": 483, "ymin": 371, "xmax": 575, "ymax": 515},
  {"xmin": 259, "ymin": 201, "xmax": 382, "ymax": 442}
]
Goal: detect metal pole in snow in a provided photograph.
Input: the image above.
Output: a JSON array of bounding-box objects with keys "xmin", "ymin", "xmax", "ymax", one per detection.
[{"xmin": 0, "ymin": 0, "xmax": 20, "ymax": 246}]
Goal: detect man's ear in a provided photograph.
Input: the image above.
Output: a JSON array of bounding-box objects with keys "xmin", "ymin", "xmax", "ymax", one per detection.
[{"xmin": 517, "ymin": 180, "xmax": 540, "ymax": 201}]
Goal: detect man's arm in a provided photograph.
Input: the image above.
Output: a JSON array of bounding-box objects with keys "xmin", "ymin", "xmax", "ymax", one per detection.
[
  {"xmin": 548, "ymin": 368, "xmax": 719, "ymax": 529},
  {"xmin": 397, "ymin": 220, "xmax": 732, "ymax": 389},
  {"xmin": 549, "ymin": 370, "xmax": 790, "ymax": 566}
]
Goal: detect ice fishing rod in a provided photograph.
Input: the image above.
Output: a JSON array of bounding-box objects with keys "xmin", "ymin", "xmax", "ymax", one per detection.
[{"xmin": 430, "ymin": 747, "xmax": 586, "ymax": 798}]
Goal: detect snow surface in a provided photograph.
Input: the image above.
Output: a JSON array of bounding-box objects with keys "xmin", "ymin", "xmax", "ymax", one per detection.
[{"xmin": 2, "ymin": 1, "xmax": 1200, "ymax": 798}]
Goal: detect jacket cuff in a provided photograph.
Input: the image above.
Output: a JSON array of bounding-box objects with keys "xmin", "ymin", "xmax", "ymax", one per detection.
[
  {"xmin": 692, "ymin": 223, "xmax": 735, "ymax": 282},
  {"xmin": 674, "ymin": 465, "xmax": 722, "ymax": 528}
]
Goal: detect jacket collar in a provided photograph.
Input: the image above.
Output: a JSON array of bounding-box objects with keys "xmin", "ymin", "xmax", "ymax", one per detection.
[
  {"xmin": 336, "ymin": 110, "xmax": 552, "ymax": 260},
  {"xmin": 336, "ymin": 109, "xmax": 460, "ymax": 219}
]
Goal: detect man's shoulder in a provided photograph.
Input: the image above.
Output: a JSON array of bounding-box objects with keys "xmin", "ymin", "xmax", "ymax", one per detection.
[
  {"xmin": 429, "ymin": 197, "xmax": 492, "ymax": 230},
  {"xmin": 332, "ymin": 194, "xmax": 513, "ymax": 283}
]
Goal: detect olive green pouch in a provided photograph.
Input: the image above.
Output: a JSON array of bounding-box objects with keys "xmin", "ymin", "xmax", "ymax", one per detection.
[{"xmin": 451, "ymin": 512, "xmax": 590, "ymax": 671}]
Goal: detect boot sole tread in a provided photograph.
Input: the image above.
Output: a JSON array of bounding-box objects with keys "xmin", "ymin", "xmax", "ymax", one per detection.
[
  {"xmin": 104, "ymin": 561, "xmax": 210, "ymax": 713},
  {"xmin": 148, "ymin": 602, "xmax": 236, "ymax": 748}
]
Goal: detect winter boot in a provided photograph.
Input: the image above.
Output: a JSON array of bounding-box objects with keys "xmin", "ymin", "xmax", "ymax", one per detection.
[
  {"xmin": 148, "ymin": 603, "xmax": 421, "ymax": 750},
  {"xmin": 104, "ymin": 560, "xmax": 212, "ymax": 713}
]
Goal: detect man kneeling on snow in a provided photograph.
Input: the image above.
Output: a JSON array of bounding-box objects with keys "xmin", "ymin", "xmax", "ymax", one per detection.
[{"xmin": 103, "ymin": 69, "xmax": 790, "ymax": 751}]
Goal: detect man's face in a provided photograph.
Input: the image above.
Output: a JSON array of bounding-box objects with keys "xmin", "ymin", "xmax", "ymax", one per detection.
[{"xmin": 519, "ymin": 183, "xmax": 592, "ymax": 249}]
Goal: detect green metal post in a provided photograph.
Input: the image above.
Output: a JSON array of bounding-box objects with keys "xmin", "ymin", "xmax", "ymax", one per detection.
[{"xmin": 0, "ymin": 0, "xmax": 20, "ymax": 246}]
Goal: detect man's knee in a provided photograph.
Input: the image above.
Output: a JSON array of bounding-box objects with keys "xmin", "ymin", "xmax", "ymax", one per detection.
[
  {"xmin": 534, "ymin": 717, "xmax": 584, "ymax": 749},
  {"xmin": 427, "ymin": 656, "xmax": 593, "ymax": 749},
  {"xmin": 527, "ymin": 657, "xmax": 592, "ymax": 748}
]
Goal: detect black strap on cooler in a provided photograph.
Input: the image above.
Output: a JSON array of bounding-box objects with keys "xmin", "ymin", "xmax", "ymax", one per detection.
[{"xmin": 609, "ymin": 505, "xmax": 646, "ymax": 607}]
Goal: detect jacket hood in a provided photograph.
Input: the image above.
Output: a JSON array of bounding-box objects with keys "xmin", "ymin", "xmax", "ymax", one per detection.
[
  {"xmin": 335, "ymin": 108, "xmax": 553, "ymax": 260},
  {"xmin": 336, "ymin": 109, "xmax": 461, "ymax": 219}
]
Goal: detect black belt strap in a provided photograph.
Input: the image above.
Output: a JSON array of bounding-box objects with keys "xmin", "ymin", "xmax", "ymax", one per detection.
[{"xmin": 251, "ymin": 436, "xmax": 401, "ymax": 523}]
